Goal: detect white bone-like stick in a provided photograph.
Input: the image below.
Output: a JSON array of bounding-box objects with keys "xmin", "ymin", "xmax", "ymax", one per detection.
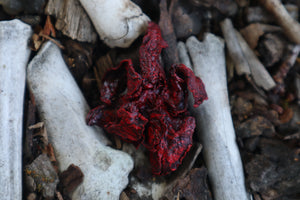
[
  {"xmin": 259, "ymin": 0, "xmax": 300, "ymax": 44},
  {"xmin": 220, "ymin": 18, "xmax": 251, "ymax": 75},
  {"xmin": 0, "ymin": 19, "xmax": 32, "ymax": 200},
  {"xmin": 79, "ymin": 0, "xmax": 150, "ymax": 48},
  {"xmin": 27, "ymin": 42, "xmax": 134, "ymax": 200},
  {"xmin": 186, "ymin": 34, "xmax": 249, "ymax": 200}
]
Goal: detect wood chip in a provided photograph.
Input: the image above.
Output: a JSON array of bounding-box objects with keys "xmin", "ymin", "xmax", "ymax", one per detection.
[
  {"xmin": 59, "ymin": 164, "xmax": 84, "ymax": 195},
  {"xmin": 45, "ymin": 0, "xmax": 97, "ymax": 43}
]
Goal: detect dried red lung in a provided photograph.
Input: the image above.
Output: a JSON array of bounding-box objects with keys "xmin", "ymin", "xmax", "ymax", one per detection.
[{"xmin": 87, "ymin": 22, "xmax": 207, "ymax": 175}]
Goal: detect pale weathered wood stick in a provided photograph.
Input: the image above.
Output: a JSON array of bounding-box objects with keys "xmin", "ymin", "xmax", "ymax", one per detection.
[
  {"xmin": 78, "ymin": 0, "xmax": 150, "ymax": 48},
  {"xmin": 0, "ymin": 19, "xmax": 32, "ymax": 200},
  {"xmin": 220, "ymin": 18, "xmax": 251, "ymax": 75},
  {"xmin": 186, "ymin": 34, "xmax": 249, "ymax": 200},
  {"xmin": 259, "ymin": 0, "xmax": 300, "ymax": 44},
  {"xmin": 235, "ymin": 30, "xmax": 276, "ymax": 90},
  {"xmin": 27, "ymin": 42, "xmax": 133, "ymax": 200}
]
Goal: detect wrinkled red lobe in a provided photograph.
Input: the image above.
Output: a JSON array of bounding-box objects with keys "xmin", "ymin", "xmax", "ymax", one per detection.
[{"xmin": 87, "ymin": 22, "xmax": 208, "ymax": 175}]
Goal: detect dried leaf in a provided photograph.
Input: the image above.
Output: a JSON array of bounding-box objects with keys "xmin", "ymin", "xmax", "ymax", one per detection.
[
  {"xmin": 280, "ymin": 107, "xmax": 294, "ymax": 124},
  {"xmin": 43, "ymin": 15, "xmax": 56, "ymax": 37}
]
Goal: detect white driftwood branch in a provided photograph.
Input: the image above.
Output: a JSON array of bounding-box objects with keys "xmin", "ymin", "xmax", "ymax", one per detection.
[
  {"xmin": 27, "ymin": 42, "xmax": 134, "ymax": 200},
  {"xmin": 235, "ymin": 30, "xmax": 276, "ymax": 90},
  {"xmin": 79, "ymin": 0, "xmax": 150, "ymax": 48},
  {"xmin": 259, "ymin": 0, "xmax": 300, "ymax": 44},
  {"xmin": 0, "ymin": 19, "xmax": 32, "ymax": 200},
  {"xmin": 220, "ymin": 18, "xmax": 276, "ymax": 91},
  {"xmin": 220, "ymin": 18, "xmax": 251, "ymax": 75},
  {"xmin": 186, "ymin": 34, "xmax": 248, "ymax": 200}
]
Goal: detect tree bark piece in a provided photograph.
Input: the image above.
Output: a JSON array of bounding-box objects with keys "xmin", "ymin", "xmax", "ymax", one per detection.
[
  {"xmin": 235, "ymin": 30, "xmax": 276, "ymax": 90},
  {"xmin": 220, "ymin": 18, "xmax": 251, "ymax": 75},
  {"xmin": 78, "ymin": 0, "xmax": 150, "ymax": 48},
  {"xmin": 45, "ymin": 0, "xmax": 97, "ymax": 43},
  {"xmin": 0, "ymin": 19, "xmax": 32, "ymax": 200},
  {"xmin": 259, "ymin": 0, "xmax": 300, "ymax": 44},
  {"xmin": 186, "ymin": 34, "xmax": 249, "ymax": 200},
  {"xmin": 27, "ymin": 41, "xmax": 134, "ymax": 200}
]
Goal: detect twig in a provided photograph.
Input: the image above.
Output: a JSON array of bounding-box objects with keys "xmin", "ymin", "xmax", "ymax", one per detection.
[
  {"xmin": 39, "ymin": 33, "xmax": 65, "ymax": 49},
  {"xmin": 159, "ymin": 0, "xmax": 179, "ymax": 69},
  {"xmin": 259, "ymin": 0, "xmax": 300, "ymax": 44},
  {"xmin": 220, "ymin": 18, "xmax": 250, "ymax": 75},
  {"xmin": 235, "ymin": 30, "xmax": 276, "ymax": 90}
]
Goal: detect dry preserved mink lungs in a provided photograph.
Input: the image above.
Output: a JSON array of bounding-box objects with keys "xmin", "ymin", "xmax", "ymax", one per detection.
[{"xmin": 87, "ymin": 22, "xmax": 208, "ymax": 175}]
